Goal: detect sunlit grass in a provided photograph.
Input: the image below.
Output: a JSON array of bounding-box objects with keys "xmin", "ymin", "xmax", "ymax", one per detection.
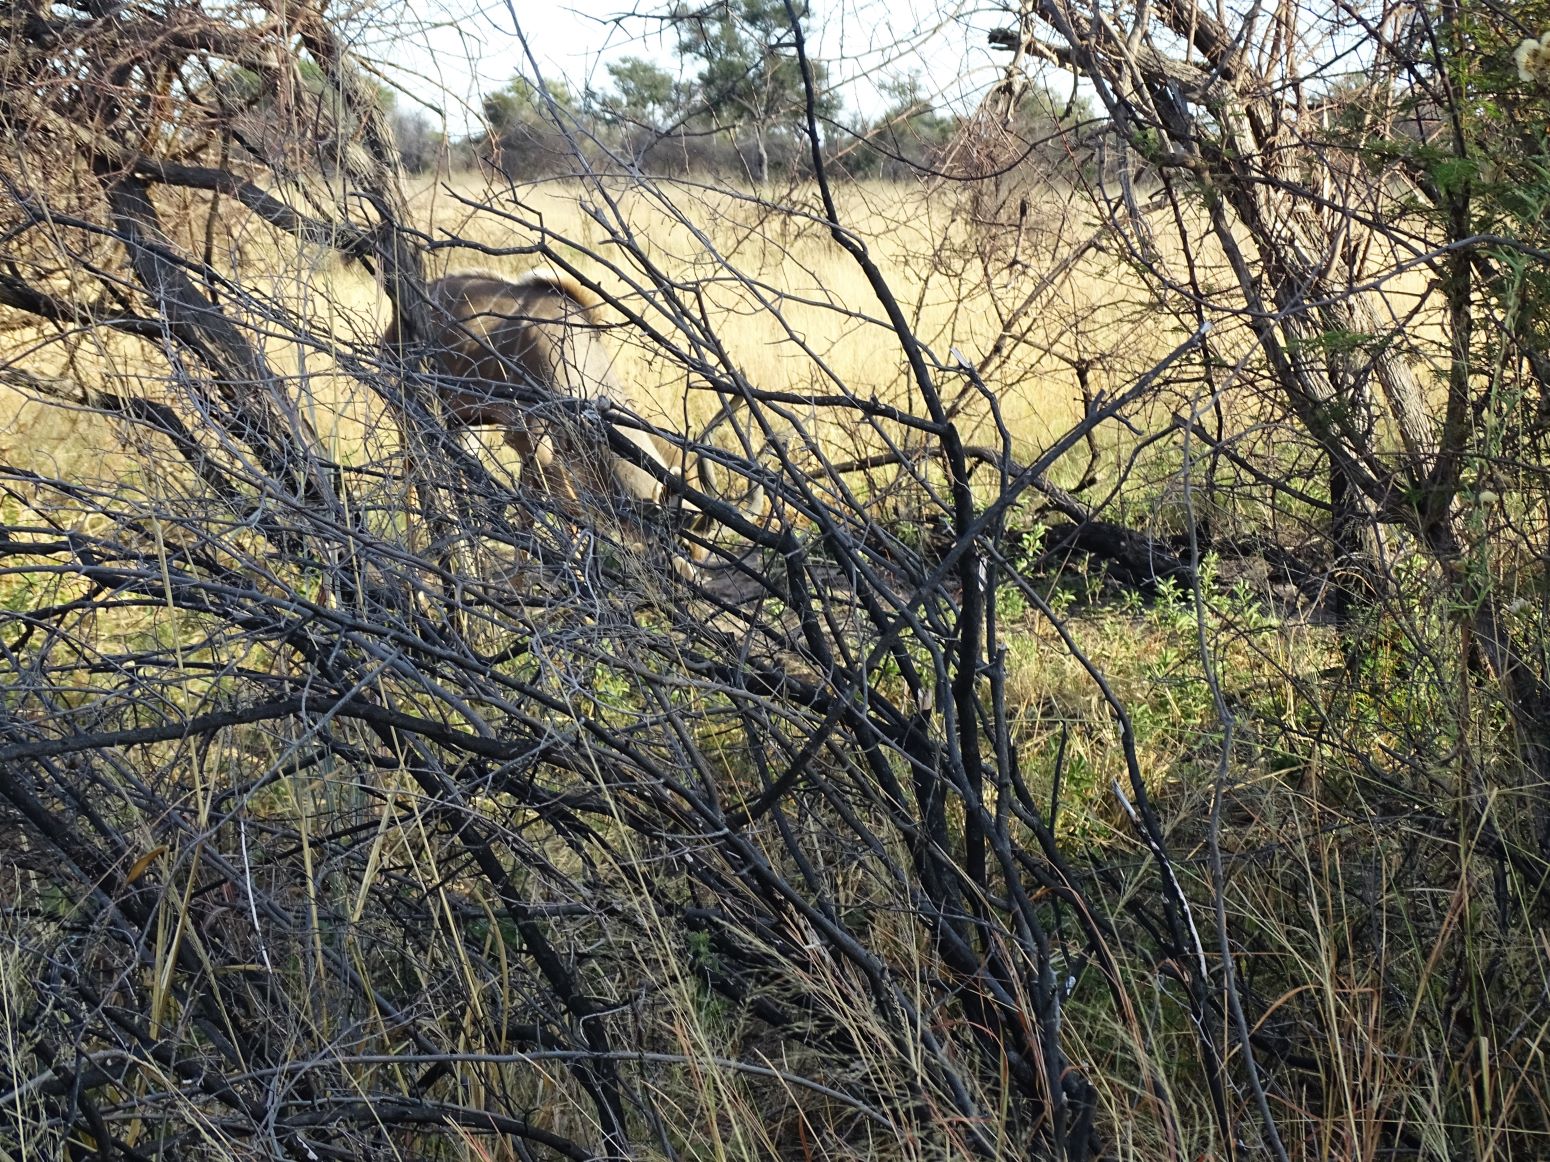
[{"xmin": 3, "ymin": 171, "xmax": 1532, "ymax": 1162}]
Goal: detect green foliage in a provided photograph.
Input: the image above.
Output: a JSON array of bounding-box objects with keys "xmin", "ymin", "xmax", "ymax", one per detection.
[
  {"xmin": 482, "ymin": 75, "xmax": 579, "ymax": 135},
  {"xmin": 1377, "ymin": 7, "xmax": 1550, "ymax": 412},
  {"xmin": 672, "ymin": 0, "xmax": 833, "ymax": 121},
  {"xmin": 874, "ymin": 72, "xmax": 956, "ymax": 144},
  {"xmin": 1011, "ymin": 82, "xmax": 1096, "ymax": 134},
  {"xmin": 593, "ymin": 56, "xmax": 689, "ymax": 130},
  {"xmin": 844, "ymin": 72, "xmax": 958, "ymax": 178},
  {"xmin": 473, "ymin": 4, "xmax": 854, "ymax": 178},
  {"xmin": 1289, "ymin": 325, "xmax": 1389, "ymax": 359},
  {"xmin": 669, "ymin": 0, "xmax": 838, "ymax": 179},
  {"xmin": 207, "ymin": 55, "xmax": 392, "ymax": 118}
]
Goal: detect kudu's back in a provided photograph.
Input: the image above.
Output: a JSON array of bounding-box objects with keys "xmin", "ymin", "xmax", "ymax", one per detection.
[{"xmin": 384, "ymin": 270, "xmax": 669, "ymax": 508}]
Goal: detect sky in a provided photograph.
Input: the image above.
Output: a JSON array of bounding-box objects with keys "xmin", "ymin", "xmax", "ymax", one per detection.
[{"xmin": 346, "ymin": 0, "xmax": 1028, "ymax": 136}]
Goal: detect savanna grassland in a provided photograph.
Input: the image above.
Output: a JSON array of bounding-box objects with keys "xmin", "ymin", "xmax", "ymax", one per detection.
[
  {"xmin": 1, "ymin": 168, "xmax": 1478, "ymax": 1159},
  {"xmin": 6, "ymin": 3, "xmax": 1550, "ymax": 1149},
  {"xmin": 0, "ymin": 170, "xmax": 1336, "ymax": 830},
  {"xmin": 2, "ymin": 173, "xmax": 1199, "ymax": 470}
]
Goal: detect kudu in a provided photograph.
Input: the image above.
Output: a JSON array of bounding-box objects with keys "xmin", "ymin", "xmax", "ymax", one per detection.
[{"xmin": 383, "ymin": 268, "xmax": 753, "ymax": 575}]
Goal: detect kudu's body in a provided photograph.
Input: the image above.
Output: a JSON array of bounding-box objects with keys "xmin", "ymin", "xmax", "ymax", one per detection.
[{"xmin": 384, "ymin": 269, "xmax": 722, "ymax": 573}]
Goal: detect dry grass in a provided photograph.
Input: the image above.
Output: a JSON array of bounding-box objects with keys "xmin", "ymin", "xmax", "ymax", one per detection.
[
  {"xmin": 0, "ymin": 175, "xmax": 1178, "ymax": 526},
  {"xmin": 4, "ymin": 167, "xmax": 1449, "ymax": 518},
  {"xmin": 7, "ymin": 170, "xmax": 1538, "ymax": 1162},
  {"xmin": 0, "ymin": 174, "xmax": 1196, "ymax": 494},
  {"xmin": 396, "ymin": 175, "xmax": 1188, "ymax": 445},
  {"xmin": 0, "ymin": 168, "xmax": 1457, "ymax": 855},
  {"xmin": 0, "ymin": 172, "xmax": 1355, "ymax": 821}
]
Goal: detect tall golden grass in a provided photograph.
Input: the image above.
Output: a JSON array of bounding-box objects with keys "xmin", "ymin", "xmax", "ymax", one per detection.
[
  {"xmin": 4, "ymin": 170, "xmax": 1544, "ymax": 1162},
  {"xmin": 0, "ymin": 173, "xmax": 1205, "ymax": 492}
]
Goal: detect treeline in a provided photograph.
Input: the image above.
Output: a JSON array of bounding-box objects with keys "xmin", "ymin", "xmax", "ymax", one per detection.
[
  {"xmin": 383, "ymin": 0, "xmax": 1093, "ymax": 181},
  {"xmin": 400, "ymin": 65, "xmax": 1092, "ymax": 182},
  {"xmin": 207, "ymin": 0, "xmax": 1092, "ymax": 183}
]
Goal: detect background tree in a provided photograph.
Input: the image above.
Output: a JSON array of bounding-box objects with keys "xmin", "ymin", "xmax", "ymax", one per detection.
[
  {"xmin": 592, "ymin": 56, "xmax": 687, "ymax": 133},
  {"xmin": 585, "ymin": 55, "xmax": 704, "ymax": 172},
  {"xmin": 844, "ymin": 73, "xmax": 959, "ymax": 179},
  {"xmin": 390, "ymin": 104, "xmax": 445, "ymax": 173},
  {"xmin": 481, "ymin": 75, "xmax": 584, "ymax": 176},
  {"xmin": 670, "ymin": 0, "xmax": 838, "ymax": 181}
]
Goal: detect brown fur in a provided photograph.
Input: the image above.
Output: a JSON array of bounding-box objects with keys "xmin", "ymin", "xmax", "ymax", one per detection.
[{"xmin": 384, "ymin": 268, "xmax": 675, "ymax": 514}]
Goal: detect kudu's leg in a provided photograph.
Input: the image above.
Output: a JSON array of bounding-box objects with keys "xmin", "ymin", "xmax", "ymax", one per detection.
[
  {"xmin": 504, "ymin": 423, "xmax": 581, "ymax": 509},
  {"xmin": 501, "ymin": 419, "xmax": 609, "ymax": 589},
  {"xmin": 611, "ymin": 425, "xmax": 712, "ymax": 583},
  {"xmin": 667, "ymin": 448, "xmax": 770, "ymax": 580}
]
